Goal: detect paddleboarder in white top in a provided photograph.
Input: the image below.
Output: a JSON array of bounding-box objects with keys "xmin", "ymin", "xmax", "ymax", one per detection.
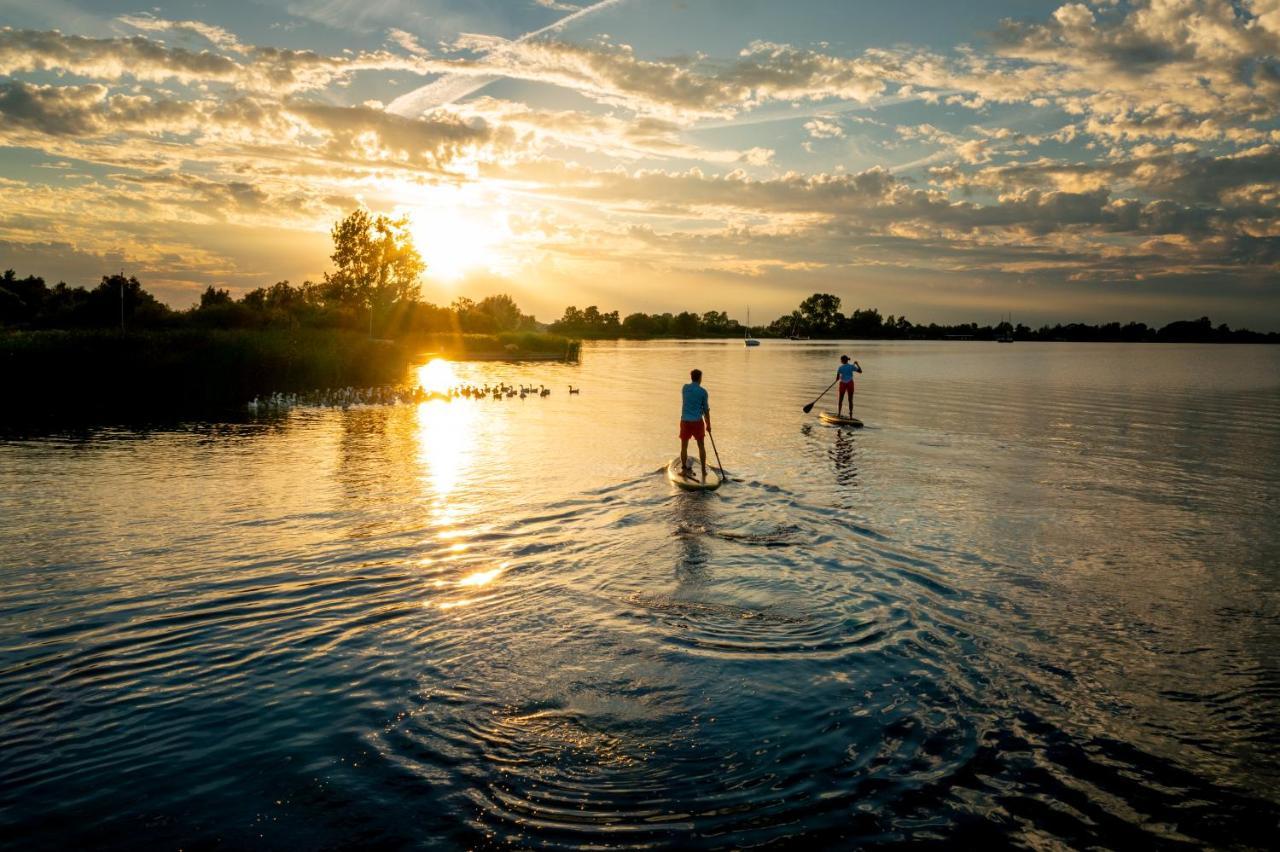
[
  {"xmin": 679, "ymin": 369, "xmax": 711, "ymax": 481},
  {"xmin": 836, "ymin": 355, "xmax": 861, "ymax": 418}
]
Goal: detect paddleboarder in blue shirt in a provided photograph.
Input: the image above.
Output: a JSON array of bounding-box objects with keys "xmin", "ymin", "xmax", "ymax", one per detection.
[
  {"xmin": 836, "ymin": 355, "xmax": 861, "ymax": 418},
  {"xmin": 679, "ymin": 369, "xmax": 711, "ymax": 481}
]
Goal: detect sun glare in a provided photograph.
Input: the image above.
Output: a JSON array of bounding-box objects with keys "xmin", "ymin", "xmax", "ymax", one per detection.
[
  {"xmin": 403, "ymin": 193, "xmax": 510, "ymax": 281},
  {"xmin": 416, "ymin": 358, "xmax": 457, "ymax": 396},
  {"xmin": 457, "ymin": 564, "xmax": 506, "ymax": 587}
]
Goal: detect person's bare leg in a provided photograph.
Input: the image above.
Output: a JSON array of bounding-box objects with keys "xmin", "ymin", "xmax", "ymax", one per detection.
[
  {"xmin": 680, "ymin": 436, "xmax": 690, "ymax": 474},
  {"xmin": 697, "ymin": 437, "xmax": 707, "ymax": 480}
]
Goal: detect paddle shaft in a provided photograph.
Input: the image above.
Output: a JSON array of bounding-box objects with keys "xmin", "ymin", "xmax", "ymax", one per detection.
[
  {"xmin": 803, "ymin": 378, "xmax": 840, "ymax": 413},
  {"xmin": 707, "ymin": 429, "xmax": 729, "ymax": 482}
]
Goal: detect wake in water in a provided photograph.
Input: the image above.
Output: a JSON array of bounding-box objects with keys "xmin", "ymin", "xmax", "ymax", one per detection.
[{"xmin": 674, "ymin": 521, "xmax": 805, "ymax": 547}]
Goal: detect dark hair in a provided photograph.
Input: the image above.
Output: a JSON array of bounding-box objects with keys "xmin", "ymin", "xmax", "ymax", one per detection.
[
  {"xmin": 690, "ymin": 369, "xmax": 702, "ymax": 382},
  {"xmin": 840, "ymin": 355, "xmax": 849, "ymax": 363}
]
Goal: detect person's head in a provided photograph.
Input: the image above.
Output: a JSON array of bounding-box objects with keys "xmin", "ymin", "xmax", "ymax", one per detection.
[
  {"xmin": 690, "ymin": 368, "xmax": 702, "ymax": 383},
  {"xmin": 840, "ymin": 355, "xmax": 849, "ymax": 364}
]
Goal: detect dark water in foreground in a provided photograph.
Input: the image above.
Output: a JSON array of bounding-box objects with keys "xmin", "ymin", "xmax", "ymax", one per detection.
[{"xmin": 2, "ymin": 341, "xmax": 1279, "ymax": 849}]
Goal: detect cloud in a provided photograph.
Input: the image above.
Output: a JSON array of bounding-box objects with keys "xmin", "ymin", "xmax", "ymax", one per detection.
[
  {"xmin": 0, "ymin": 81, "xmax": 201, "ymax": 137},
  {"xmin": 804, "ymin": 117, "xmax": 843, "ymax": 139},
  {"xmin": 534, "ymin": 0, "xmax": 585, "ymax": 11},
  {"xmin": 387, "ymin": 0, "xmax": 629, "ymax": 116},
  {"xmin": 117, "ymin": 14, "xmax": 247, "ymax": 53},
  {"xmin": 0, "ymin": 27, "xmax": 433, "ymax": 94},
  {"xmin": 386, "ymin": 28, "xmax": 429, "ymax": 57},
  {"xmin": 441, "ymin": 97, "xmax": 772, "ymax": 163}
]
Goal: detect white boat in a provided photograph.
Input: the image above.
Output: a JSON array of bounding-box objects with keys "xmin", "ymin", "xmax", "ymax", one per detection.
[{"xmin": 744, "ymin": 307, "xmax": 760, "ymax": 346}]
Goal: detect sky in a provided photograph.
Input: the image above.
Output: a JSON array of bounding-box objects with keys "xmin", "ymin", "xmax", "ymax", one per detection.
[{"xmin": 1, "ymin": 0, "xmax": 1278, "ymax": 328}]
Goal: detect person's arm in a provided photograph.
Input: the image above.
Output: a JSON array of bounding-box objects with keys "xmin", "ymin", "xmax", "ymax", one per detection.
[
  {"xmin": 854, "ymin": 361, "xmax": 862, "ymax": 374},
  {"xmin": 703, "ymin": 394, "xmax": 711, "ymax": 432}
]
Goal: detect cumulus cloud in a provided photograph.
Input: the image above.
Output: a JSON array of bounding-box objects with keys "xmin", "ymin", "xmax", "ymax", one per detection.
[
  {"xmin": 804, "ymin": 117, "xmax": 844, "ymax": 139},
  {"xmin": 0, "ymin": 81, "xmax": 200, "ymax": 137},
  {"xmin": 0, "ymin": 27, "xmax": 432, "ymax": 93},
  {"xmin": 442, "ymin": 97, "xmax": 774, "ymax": 164},
  {"xmin": 387, "ymin": 35, "xmax": 886, "ymax": 120}
]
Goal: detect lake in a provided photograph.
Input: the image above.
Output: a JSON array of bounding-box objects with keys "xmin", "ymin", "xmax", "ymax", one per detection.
[{"xmin": 2, "ymin": 340, "xmax": 1279, "ymax": 848}]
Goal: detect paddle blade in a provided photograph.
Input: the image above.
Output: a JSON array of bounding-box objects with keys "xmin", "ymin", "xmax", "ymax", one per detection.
[{"xmin": 802, "ymin": 402, "xmax": 815, "ymax": 413}]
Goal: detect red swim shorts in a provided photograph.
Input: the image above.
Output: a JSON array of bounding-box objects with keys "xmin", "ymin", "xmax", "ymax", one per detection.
[
  {"xmin": 839, "ymin": 380, "xmax": 855, "ymax": 394},
  {"xmin": 679, "ymin": 419, "xmax": 705, "ymax": 440}
]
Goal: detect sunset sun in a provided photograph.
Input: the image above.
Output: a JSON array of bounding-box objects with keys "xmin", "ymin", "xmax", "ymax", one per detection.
[{"xmin": 404, "ymin": 194, "xmax": 510, "ymax": 282}]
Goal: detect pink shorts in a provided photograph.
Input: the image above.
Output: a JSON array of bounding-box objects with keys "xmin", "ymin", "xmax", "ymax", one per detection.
[
  {"xmin": 679, "ymin": 419, "xmax": 705, "ymax": 440},
  {"xmin": 839, "ymin": 381, "xmax": 855, "ymax": 394}
]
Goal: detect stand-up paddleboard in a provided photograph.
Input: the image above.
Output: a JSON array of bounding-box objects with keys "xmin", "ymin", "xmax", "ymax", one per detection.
[
  {"xmin": 667, "ymin": 457, "xmax": 722, "ymax": 491},
  {"xmin": 819, "ymin": 411, "xmax": 863, "ymax": 428}
]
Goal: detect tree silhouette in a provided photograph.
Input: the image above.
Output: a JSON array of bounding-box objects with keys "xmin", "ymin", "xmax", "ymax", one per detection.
[
  {"xmin": 323, "ymin": 209, "xmax": 425, "ymax": 312},
  {"xmin": 798, "ymin": 293, "xmax": 843, "ymax": 333}
]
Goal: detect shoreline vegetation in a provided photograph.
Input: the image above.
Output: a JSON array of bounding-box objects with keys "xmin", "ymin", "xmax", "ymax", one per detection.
[
  {"xmin": 547, "ymin": 293, "xmax": 1279, "ymax": 344},
  {"xmin": 0, "ymin": 328, "xmax": 578, "ymax": 419}
]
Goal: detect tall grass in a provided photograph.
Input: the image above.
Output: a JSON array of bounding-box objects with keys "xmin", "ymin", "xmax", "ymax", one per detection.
[{"xmin": 0, "ymin": 328, "xmax": 578, "ymax": 419}]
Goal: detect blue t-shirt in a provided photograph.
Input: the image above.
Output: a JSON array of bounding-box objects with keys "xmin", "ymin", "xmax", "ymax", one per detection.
[
  {"xmin": 681, "ymin": 382, "xmax": 709, "ymax": 421},
  {"xmin": 837, "ymin": 362, "xmax": 860, "ymax": 382}
]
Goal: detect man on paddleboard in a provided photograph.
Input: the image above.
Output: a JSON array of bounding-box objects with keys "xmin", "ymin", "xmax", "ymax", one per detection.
[
  {"xmin": 837, "ymin": 355, "xmax": 862, "ymax": 418},
  {"xmin": 679, "ymin": 369, "xmax": 711, "ymax": 481}
]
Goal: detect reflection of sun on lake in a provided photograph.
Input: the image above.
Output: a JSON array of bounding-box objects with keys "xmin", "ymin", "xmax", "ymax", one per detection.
[
  {"xmin": 413, "ymin": 359, "xmax": 471, "ymax": 498},
  {"xmin": 417, "ymin": 358, "xmax": 456, "ymax": 396},
  {"xmin": 457, "ymin": 564, "xmax": 505, "ymax": 587}
]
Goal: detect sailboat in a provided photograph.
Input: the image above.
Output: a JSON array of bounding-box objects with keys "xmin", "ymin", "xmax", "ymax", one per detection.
[
  {"xmin": 789, "ymin": 315, "xmax": 809, "ymax": 340},
  {"xmin": 744, "ymin": 307, "xmax": 760, "ymax": 346}
]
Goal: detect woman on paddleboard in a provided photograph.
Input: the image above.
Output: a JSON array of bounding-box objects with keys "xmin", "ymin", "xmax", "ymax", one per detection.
[
  {"xmin": 837, "ymin": 355, "xmax": 861, "ymax": 418},
  {"xmin": 679, "ymin": 369, "xmax": 711, "ymax": 481}
]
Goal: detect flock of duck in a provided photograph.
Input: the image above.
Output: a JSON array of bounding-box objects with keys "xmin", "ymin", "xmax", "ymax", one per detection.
[{"xmin": 246, "ymin": 382, "xmax": 581, "ymax": 412}]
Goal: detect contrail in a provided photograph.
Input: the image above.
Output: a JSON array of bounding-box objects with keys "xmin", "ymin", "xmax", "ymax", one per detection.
[{"xmin": 387, "ymin": 0, "xmax": 628, "ymax": 117}]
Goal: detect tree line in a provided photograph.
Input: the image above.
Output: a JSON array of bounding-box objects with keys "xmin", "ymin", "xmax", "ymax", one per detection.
[
  {"xmin": 548, "ymin": 307, "xmax": 747, "ymax": 338},
  {"xmin": 3, "ymin": 206, "xmax": 1275, "ymax": 343},
  {"xmin": 546, "ymin": 292, "xmax": 1277, "ymax": 343},
  {"xmin": 0, "ymin": 210, "xmax": 539, "ymax": 337},
  {"xmin": 762, "ymin": 293, "xmax": 1278, "ymax": 342}
]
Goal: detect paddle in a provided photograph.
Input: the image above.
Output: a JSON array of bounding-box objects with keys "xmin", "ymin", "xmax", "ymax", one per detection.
[
  {"xmin": 803, "ymin": 378, "xmax": 839, "ymax": 414},
  {"xmin": 707, "ymin": 428, "xmax": 731, "ymax": 483}
]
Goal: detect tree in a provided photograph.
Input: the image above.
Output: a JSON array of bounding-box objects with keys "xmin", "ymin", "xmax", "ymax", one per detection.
[
  {"xmin": 798, "ymin": 293, "xmax": 843, "ymax": 334},
  {"xmin": 199, "ymin": 286, "xmax": 232, "ymax": 308},
  {"xmin": 322, "ymin": 209, "xmax": 425, "ymax": 310},
  {"xmin": 671, "ymin": 311, "xmax": 699, "ymax": 336},
  {"xmin": 88, "ymin": 274, "xmax": 169, "ymax": 328},
  {"xmin": 622, "ymin": 312, "xmax": 657, "ymax": 336},
  {"xmin": 0, "ymin": 270, "xmax": 48, "ymax": 324},
  {"xmin": 475, "ymin": 294, "xmax": 530, "ymax": 331},
  {"xmin": 845, "ymin": 307, "xmax": 883, "ymax": 337}
]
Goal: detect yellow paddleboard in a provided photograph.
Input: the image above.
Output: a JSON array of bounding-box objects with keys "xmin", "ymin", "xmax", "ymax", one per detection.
[
  {"xmin": 667, "ymin": 457, "xmax": 722, "ymax": 491},
  {"xmin": 819, "ymin": 411, "xmax": 863, "ymax": 427}
]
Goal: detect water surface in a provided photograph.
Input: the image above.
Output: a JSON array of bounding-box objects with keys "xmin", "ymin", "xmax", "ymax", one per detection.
[{"xmin": 3, "ymin": 341, "xmax": 1279, "ymax": 848}]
